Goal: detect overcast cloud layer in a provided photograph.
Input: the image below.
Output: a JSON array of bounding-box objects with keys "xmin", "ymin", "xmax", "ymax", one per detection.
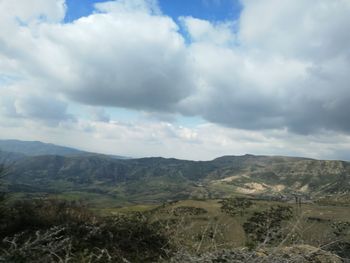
[{"xmin": 1, "ymin": 0, "xmax": 350, "ymax": 160}]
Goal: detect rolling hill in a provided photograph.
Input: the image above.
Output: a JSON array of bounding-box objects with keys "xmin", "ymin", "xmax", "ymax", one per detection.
[{"xmin": 1, "ymin": 142, "xmax": 349, "ymax": 206}]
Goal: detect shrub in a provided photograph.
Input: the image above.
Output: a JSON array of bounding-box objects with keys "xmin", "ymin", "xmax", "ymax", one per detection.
[
  {"xmin": 243, "ymin": 205, "xmax": 293, "ymax": 245},
  {"xmin": 1, "ymin": 199, "xmax": 93, "ymax": 238},
  {"xmin": 220, "ymin": 197, "xmax": 253, "ymax": 216},
  {"xmin": 0, "ymin": 200, "xmax": 172, "ymax": 262},
  {"xmin": 71, "ymin": 213, "xmax": 171, "ymax": 261},
  {"xmin": 331, "ymin": 221, "xmax": 350, "ymax": 237},
  {"xmin": 325, "ymin": 241, "xmax": 350, "ymax": 260},
  {"xmin": 0, "ymin": 226, "xmax": 72, "ymax": 263},
  {"xmin": 173, "ymin": 206, "xmax": 208, "ymax": 216}
]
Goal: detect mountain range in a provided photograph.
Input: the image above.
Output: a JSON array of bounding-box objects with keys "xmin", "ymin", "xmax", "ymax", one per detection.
[
  {"xmin": 1, "ymin": 139, "xmax": 349, "ymax": 206},
  {"xmin": 0, "ymin": 139, "xmax": 127, "ymax": 159}
]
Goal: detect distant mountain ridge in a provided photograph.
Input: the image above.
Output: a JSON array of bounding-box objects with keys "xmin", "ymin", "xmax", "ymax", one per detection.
[
  {"xmin": 0, "ymin": 139, "xmax": 127, "ymax": 159},
  {"xmin": 0, "ymin": 139, "xmax": 84, "ymax": 156},
  {"xmin": 1, "ymin": 141, "xmax": 349, "ymax": 205}
]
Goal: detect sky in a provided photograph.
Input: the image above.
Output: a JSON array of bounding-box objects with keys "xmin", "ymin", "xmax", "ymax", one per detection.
[{"xmin": 1, "ymin": 0, "xmax": 350, "ymax": 161}]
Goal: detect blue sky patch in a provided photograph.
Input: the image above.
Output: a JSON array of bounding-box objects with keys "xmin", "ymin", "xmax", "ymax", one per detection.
[
  {"xmin": 64, "ymin": 0, "xmax": 107, "ymax": 22},
  {"xmin": 64, "ymin": 0, "xmax": 242, "ymax": 23}
]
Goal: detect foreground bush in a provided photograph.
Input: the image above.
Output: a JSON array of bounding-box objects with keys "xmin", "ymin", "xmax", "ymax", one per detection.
[
  {"xmin": 0, "ymin": 199, "xmax": 93, "ymax": 238},
  {"xmin": 0, "ymin": 200, "xmax": 171, "ymax": 262}
]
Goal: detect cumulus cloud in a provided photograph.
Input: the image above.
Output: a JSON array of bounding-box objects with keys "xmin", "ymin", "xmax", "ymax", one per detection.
[
  {"xmin": 0, "ymin": 82, "xmax": 72, "ymax": 125},
  {"xmin": 180, "ymin": 0, "xmax": 350, "ymax": 134},
  {"xmin": 1, "ymin": 0, "xmax": 350, "ymax": 159},
  {"xmin": 0, "ymin": 0, "xmax": 194, "ymax": 118},
  {"xmin": 56, "ymin": 10, "xmax": 193, "ymax": 111},
  {"xmin": 239, "ymin": 0, "xmax": 350, "ymax": 61}
]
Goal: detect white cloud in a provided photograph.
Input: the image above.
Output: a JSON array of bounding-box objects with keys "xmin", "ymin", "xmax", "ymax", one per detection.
[
  {"xmin": 0, "ymin": 0, "xmax": 350, "ymax": 159},
  {"xmin": 0, "ymin": 0, "xmax": 66, "ymax": 25},
  {"xmin": 179, "ymin": 0, "xmax": 350, "ymax": 134},
  {"xmin": 0, "ymin": 0, "xmax": 194, "ymax": 116},
  {"xmin": 0, "ymin": 81, "xmax": 72, "ymax": 125},
  {"xmin": 2, "ymin": 115, "xmax": 350, "ymax": 160},
  {"xmin": 239, "ymin": 0, "xmax": 350, "ymax": 61},
  {"xmin": 180, "ymin": 16, "xmax": 237, "ymax": 46},
  {"xmin": 52, "ymin": 9, "xmax": 193, "ymax": 110}
]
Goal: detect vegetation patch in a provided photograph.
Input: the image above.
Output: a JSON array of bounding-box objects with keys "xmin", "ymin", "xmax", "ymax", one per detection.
[
  {"xmin": 243, "ymin": 205, "xmax": 293, "ymax": 246},
  {"xmin": 0, "ymin": 199, "xmax": 172, "ymax": 262},
  {"xmin": 220, "ymin": 197, "xmax": 253, "ymax": 216},
  {"xmin": 173, "ymin": 206, "xmax": 208, "ymax": 216}
]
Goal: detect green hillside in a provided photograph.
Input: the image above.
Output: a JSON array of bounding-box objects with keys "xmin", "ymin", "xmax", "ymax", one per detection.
[{"xmin": 2, "ymin": 150, "xmax": 349, "ymax": 206}]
